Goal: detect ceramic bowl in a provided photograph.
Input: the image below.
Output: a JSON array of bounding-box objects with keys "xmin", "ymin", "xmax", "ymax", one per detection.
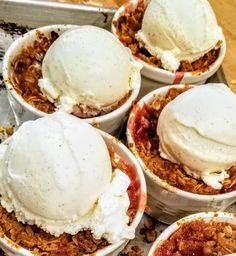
[
  {"xmin": 148, "ymin": 212, "xmax": 236, "ymax": 256},
  {"xmin": 3, "ymin": 24, "xmax": 141, "ymax": 135},
  {"xmin": 0, "ymin": 128, "xmax": 146, "ymax": 256},
  {"xmin": 127, "ymin": 84, "xmax": 236, "ymax": 224},
  {"xmin": 111, "ymin": 0, "xmax": 226, "ymax": 85}
]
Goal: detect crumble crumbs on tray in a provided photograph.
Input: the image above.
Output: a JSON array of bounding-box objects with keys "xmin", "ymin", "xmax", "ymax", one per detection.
[
  {"xmin": 113, "ymin": 0, "xmax": 220, "ymax": 73},
  {"xmin": 0, "ymin": 126, "xmax": 14, "ymax": 136},
  {"xmin": 154, "ymin": 219, "xmax": 236, "ymax": 256},
  {"xmin": 11, "ymin": 31, "xmax": 130, "ymax": 118},
  {"xmin": 120, "ymin": 245, "xmax": 144, "ymax": 256},
  {"xmin": 130, "ymin": 85, "xmax": 236, "ymax": 195},
  {"xmin": 0, "ymin": 151, "xmax": 140, "ymax": 256},
  {"xmin": 141, "ymin": 216, "xmax": 158, "ymax": 243}
]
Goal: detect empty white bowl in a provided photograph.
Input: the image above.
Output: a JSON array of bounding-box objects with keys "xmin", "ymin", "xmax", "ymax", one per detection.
[
  {"xmin": 127, "ymin": 84, "xmax": 236, "ymax": 224},
  {"xmin": 111, "ymin": 0, "xmax": 226, "ymax": 85},
  {"xmin": 3, "ymin": 24, "xmax": 141, "ymax": 135},
  {"xmin": 0, "ymin": 128, "xmax": 146, "ymax": 256},
  {"xmin": 148, "ymin": 211, "xmax": 236, "ymax": 256}
]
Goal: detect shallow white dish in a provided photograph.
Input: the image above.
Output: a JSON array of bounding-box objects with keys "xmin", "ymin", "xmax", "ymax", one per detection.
[
  {"xmin": 0, "ymin": 128, "xmax": 146, "ymax": 256},
  {"xmin": 127, "ymin": 84, "xmax": 236, "ymax": 224},
  {"xmin": 111, "ymin": 0, "xmax": 226, "ymax": 85},
  {"xmin": 148, "ymin": 211, "xmax": 236, "ymax": 256},
  {"xmin": 3, "ymin": 24, "xmax": 141, "ymax": 135}
]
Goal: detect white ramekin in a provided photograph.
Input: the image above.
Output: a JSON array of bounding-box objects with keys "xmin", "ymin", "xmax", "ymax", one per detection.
[
  {"xmin": 127, "ymin": 84, "xmax": 236, "ymax": 224},
  {"xmin": 0, "ymin": 129, "xmax": 147, "ymax": 256},
  {"xmin": 3, "ymin": 24, "xmax": 141, "ymax": 135},
  {"xmin": 148, "ymin": 212, "xmax": 236, "ymax": 256},
  {"xmin": 111, "ymin": 0, "xmax": 226, "ymax": 85}
]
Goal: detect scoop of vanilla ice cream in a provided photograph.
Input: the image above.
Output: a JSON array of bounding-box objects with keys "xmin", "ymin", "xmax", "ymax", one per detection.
[
  {"xmin": 39, "ymin": 26, "xmax": 139, "ymax": 113},
  {"xmin": 136, "ymin": 0, "xmax": 223, "ymax": 72},
  {"xmin": 0, "ymin": 113, "xmax": 134, "ymax": 241},
  {"xmin": 157, "ymin": 84, "xmax": 236, "ymax": 190},
  {"xmin": 0, "ymin": 112, "xmax": 112, "ymax": 233}
]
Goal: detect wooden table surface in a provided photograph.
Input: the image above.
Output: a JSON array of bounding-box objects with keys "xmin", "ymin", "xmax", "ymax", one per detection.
[{"xmin": 209, "ymin": 0, "xmax": 236, "ymax": 91}]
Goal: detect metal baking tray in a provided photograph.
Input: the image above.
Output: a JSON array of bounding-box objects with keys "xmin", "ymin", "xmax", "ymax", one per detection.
[
  {"xmin": 0, "ymin": 16, "xmax": 234, "ymax": 256},
  {"xmin": 0, "ymin": 0, "xmax": 116, "ymax": 29}
]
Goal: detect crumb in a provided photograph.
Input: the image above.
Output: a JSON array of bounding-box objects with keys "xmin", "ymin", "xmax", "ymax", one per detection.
[
  {"xmin": 0, "ymin": 75, "xmax": 5, "ymax": 89},
  {"xmin": 139, "ymin": 227, "xmax": 146, "ymax": 235},
  {"xmin": 144, "ymin": 216, "xmax": 156, "ymax": 230},
  {"xmin": 119, "ymin": 245, "xmax": 144, "ymax": 256},
  {"xmin": 0, "ymin": 22, "xmax": 30, "ymax": 36},
  {"xmin": 0, "ymin": 126, "xmax": 14, "ymax": 136},
  {"xmin": 145, "ymin": 229, "xmax": 157, "ymax": 243},
  {"xmin": 140, "ymin": 216, "xmax": 159, "ymax": 243}
]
